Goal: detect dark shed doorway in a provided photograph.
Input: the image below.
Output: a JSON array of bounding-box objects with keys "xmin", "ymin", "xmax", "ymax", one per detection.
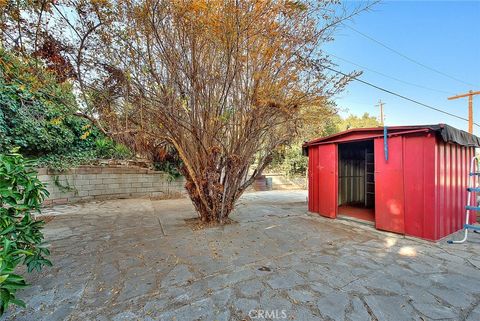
[{"xmin": 338, "ymin": 140, "xmax": 375, "ymax": 222}]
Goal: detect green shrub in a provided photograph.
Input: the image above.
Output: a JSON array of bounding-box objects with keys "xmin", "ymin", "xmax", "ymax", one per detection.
[
  {"xmin": 1, "ymin": 49, "xmax": 138, "ymax": 172},
  {"xmin": 35, "ymin": 149, "xmax": 98, "ymax": 172},
  {"xmin": 0, "ymin": 150, "xmax": 52, "ymax": 315},
  {"xmin": 0, "ymin": 49, "xmax": 101, "ymax": 156},
  {"xmin": 0, "ymin": 49, "xmax": 104, "ymax": 169},
  {"xmin": 153, "ymin": 160, "xmax": 182, "ymax": 181},
  {"xmin": 94, "ymin": 138, "xmax": 115, "ymax": 158},
  {"xmin": 94, "ymin": 138, "xmax": 132, "ymax": 160},
  {"xmin": 269, "ymin": 143, "xmax": 307, "ymax": 177},
  {"xmin": 113, "ymin": 143, "xmax": 132, "ymax": 159}
]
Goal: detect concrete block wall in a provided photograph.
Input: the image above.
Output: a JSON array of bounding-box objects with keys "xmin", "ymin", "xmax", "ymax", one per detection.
[{"xmin": 37, "ymin": 166, "xmax": 186, "ymax": 206}]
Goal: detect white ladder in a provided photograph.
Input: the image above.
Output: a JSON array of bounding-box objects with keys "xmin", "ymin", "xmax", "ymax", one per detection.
[{"xmin": 448, "ymin": 156, "xmax": 480, "ymax": 244}]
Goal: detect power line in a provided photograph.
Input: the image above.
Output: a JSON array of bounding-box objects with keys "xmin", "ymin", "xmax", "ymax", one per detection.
[
  {"xmin": 327, "ymin": 53, "xmax": 454, "ymax": 95},
  {"xmin": 342, "ymin": 24, "xmax": 476, "ymax": 87},
  {"xmin": 322, "ymin": 65, "xmax": 480, "ymax": 127}
]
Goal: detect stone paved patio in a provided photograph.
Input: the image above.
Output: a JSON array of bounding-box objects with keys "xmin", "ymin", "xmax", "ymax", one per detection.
[{"xmin": 5, "ymin": 191, "xmax": 480, "ymax": 321}]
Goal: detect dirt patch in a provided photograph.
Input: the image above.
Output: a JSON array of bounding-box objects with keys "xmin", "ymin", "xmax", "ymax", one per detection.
[
  {"xmin": 37, "ymin": 215, "xmax": 55, "ymax": 223},
  {"xmin": 150, "ymin": 192, "xmax": 185, "ymax": 201},
  {"xmin": 184, "ymin": 217, "xmax": 237, "ymax": 230}
]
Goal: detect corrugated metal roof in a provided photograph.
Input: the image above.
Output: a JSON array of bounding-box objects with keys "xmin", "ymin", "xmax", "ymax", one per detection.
[{"xmin": 303, "ymin": 124, "xmax": 480, "ymax": 148}]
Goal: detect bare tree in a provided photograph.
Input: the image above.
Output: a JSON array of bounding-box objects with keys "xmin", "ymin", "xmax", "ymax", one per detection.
[{"xmin": 2, "ymin": 0, "xmax": 373, "ymax": 223}]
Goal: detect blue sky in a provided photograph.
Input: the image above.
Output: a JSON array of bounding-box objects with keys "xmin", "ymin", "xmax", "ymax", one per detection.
[{"xmin": 325, "ymin": 0, "xmax": 480, "ymax": 134}]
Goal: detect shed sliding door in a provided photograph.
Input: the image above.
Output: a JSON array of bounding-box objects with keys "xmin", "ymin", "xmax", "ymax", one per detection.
[{"xmin": 310, "ymin": 144, "xmax": 337, "ymax": 218}]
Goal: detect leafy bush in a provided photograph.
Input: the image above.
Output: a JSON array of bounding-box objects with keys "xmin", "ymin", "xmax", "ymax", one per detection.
[
  {"xmin": 0, "ymin": 49, "xmax": 138, "ymax": 170},
  {"xmin": 269, "ymin": 143, "xmax": 307, "ymax": 177},
  {"xmin": 153, "ymin": 160, "xmax": 182, "ymax": 181},
  {"xmin": 0, "ymin": 49, "xmax": 101, "ymax": 156},
  {"xmin": 95, "ymin": 138, "xmax": 132, "ymax": 160},
  {"xmin": 0, "ymin": 150, "xmax": 51, "ymax": 315},
  {"xmin": 113, "ymin": 143, "xmax": 132, "ymax": 159},
  {"xmin": 35, "ymin": 149, "xmax": 98, "ymax": 172},
  {"xmin": 0, "ymin": 49, "xmax": 107, "ymax": 169},
  {"xmin": 94, "ymin": 138, "xmax": 115, "ymax": 158}
]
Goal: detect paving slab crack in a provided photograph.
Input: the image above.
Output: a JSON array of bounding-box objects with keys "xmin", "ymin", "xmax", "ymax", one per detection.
[
  {"xmin": 462, "ymin": 295, "xmax": 480, "ymax": 321},
  {"xmin": 157, "ymin": 216, "xmax": 166, "ymax": 236}
]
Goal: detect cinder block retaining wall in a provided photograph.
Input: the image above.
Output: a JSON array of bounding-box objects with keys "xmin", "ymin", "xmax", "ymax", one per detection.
[{"xmin": 37, "ymin": 166, "xmax": 186, "ymax": 206}]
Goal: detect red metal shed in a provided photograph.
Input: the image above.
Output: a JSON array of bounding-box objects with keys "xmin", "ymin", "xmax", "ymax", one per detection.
[{"xmin": 303, "ymin": 124, "xmax": 480, "ymax": 241}]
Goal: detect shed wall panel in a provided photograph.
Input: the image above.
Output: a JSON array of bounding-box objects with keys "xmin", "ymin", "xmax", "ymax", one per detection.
[
  {"xmin": 338, "ymin": 159, "xmax": 365, "ymax": 205},
  {"xmin": 434, "ymin": 140, "xmax": 475, "ymax": 240},
  {"xmin": 315, "ymin": 144, "xmax": 337, "ymax": 218},
  {"xmin": 307, "ymin": 144, "xmax": 337, "ymax": 218},
  {"xmin": 308, "ymin": 146, "xmax": 316, "ymax": 212},
  {"xmin": 403, "ymin": 134, "xmax": 436, "ymax": 240},
  {"xmin": 307, "ymin": 144, "xmax": 317, "ymax": 213},
  {"xmin": 374, "ymin": 136, "xmax": 405, "ymax": 234}
]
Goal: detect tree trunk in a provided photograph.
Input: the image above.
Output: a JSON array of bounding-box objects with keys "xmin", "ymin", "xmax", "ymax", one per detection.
[
  {"xmin": 181, "ymin": 152, "xmax": 272, "ymax": 223},
  {"xmin": 182, "ymin": 167, "xmax": 234, "ymax": 223}
]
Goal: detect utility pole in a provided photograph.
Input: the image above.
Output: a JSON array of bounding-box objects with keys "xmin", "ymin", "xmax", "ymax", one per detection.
[
  {"xmin": 448, "ymin": 90, "xmax": 480, "ymax": 134},
  {"xmin": 376, "ymin": 99, "xmax": 385, "ymax": 125}
]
